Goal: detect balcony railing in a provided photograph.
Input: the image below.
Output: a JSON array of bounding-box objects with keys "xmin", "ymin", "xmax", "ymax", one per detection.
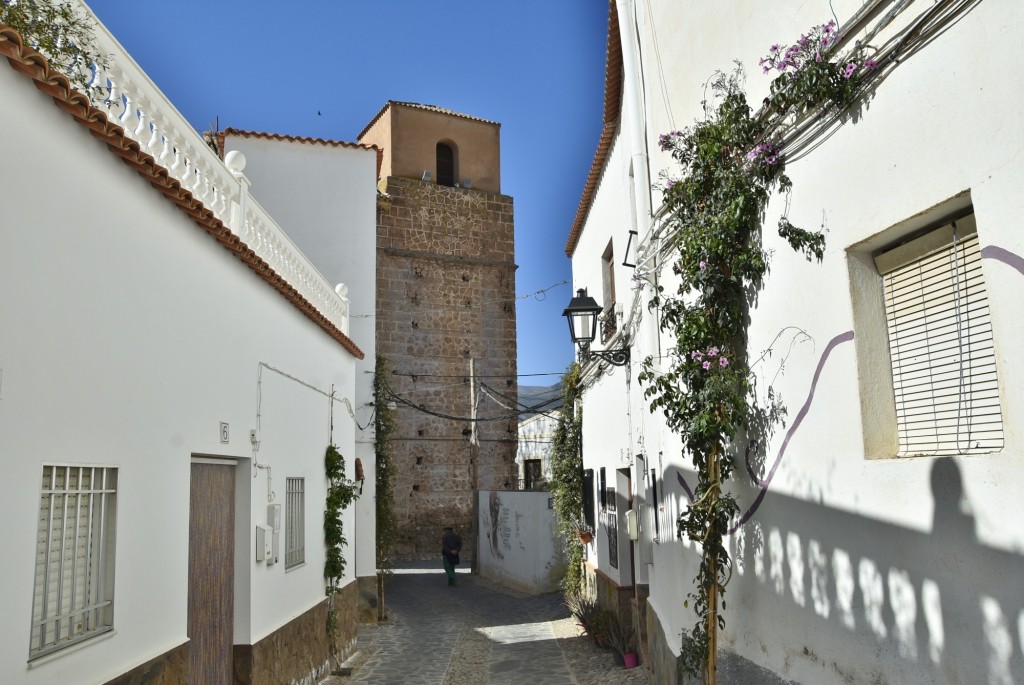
[{"xmin": 76, "ymin": 2, "xmax": 349, "ymax": 334}]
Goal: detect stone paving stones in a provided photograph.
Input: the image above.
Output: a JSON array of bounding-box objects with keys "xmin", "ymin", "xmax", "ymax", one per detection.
[{"xmin": 330, "ymin": 562, "xmax": 645, "ymax": 685}]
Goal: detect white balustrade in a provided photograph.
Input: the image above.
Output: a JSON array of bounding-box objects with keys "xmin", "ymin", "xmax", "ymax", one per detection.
[{"xmin": 74, "ymin": 1, "xmax": 350, "ymax": 338}]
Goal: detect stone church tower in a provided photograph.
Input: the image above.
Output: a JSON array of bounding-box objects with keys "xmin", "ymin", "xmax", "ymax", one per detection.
[{"xmin": 358, "ymin": 102, "xmax": 518, "ymax": 558}]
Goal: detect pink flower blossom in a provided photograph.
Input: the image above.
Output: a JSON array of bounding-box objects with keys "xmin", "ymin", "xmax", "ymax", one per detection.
[
  {"xmin": 719, "ymin": 357, "xmax": 729, "ymax": 367},
  {"xmin": 843, "ymin": 62, "xmax": 857, "ymax": 79},
  {"xmin": 702, "ymin": 361, "xmax": 712, "ymax": 370},
  {"xmin": 699, "ymin": 260, "xmax": 707, "ymax": 270},
  {"xmin": 708, "ymin": 346, "xmax": 719, "ymax": 356}
]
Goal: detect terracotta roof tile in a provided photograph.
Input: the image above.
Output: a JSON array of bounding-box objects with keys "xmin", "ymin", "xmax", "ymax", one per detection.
[
  {"xmin": 0, "ymin": 23, "xmax": 364, "ymax": 360},
  {"xmin": 357, "ymin": 100, "xmax": 500, "ymax": 141},
  {"xmin": 565, "ymin": 0, "xmax": 621, "ymax": 257},
  {"xmin": 220, "ymin": 127, "xmax": 383, "ymax": 179}
]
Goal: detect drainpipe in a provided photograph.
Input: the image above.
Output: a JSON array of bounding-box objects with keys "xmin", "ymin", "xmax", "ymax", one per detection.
[
  {"xmin": 615, "ymin": 0, "xmax": 651, "ymax": 658},
  {"xmin": 615, "ymin": 0, "xmax": 652, "ymax": 252}
]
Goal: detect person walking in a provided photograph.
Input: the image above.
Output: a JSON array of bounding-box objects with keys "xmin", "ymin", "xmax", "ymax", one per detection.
[{"xmin": 441, "ymin": 526, "xmax": 462, "ymax": 586}]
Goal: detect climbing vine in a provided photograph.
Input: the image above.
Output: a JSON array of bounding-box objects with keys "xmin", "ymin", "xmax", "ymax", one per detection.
[
  {"xmin": 549, "ymin": 362, "xmax": 585, "ymax": 596},
  {"xmin": 324, "ymin": 444, "xmax": 359, "ymax": 648},
  {"xmin": 374, "ymin": 356, "xmax": 398, "ymax": 575},
  {"xmin": 637, "ymin": 21, "xmax": 873, "ymax": 683},
  {"xmin": 0, "ymin": 0, "xmax": 108, "ymax": 98}
]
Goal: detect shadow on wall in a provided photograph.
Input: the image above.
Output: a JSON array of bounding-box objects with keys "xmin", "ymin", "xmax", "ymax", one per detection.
[{"xmin": 674, "ymin": 457, "xmax": 1024, "ymax": 684}]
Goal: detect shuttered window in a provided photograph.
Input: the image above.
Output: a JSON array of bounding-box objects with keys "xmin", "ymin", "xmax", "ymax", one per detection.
[
  {"xmin": 285, "ymin": 478, "xmax": 305, "ymax": 569},
  {"xmin": 875, "ymin": 214, "xmax": 1003, "ymax": 457},
  {"xmin": 31, "ymin": 465, "xmax": 117, "ymax": 659}
]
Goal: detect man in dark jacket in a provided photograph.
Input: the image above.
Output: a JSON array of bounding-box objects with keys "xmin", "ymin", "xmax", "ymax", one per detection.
[{"xmin": 441, "ymin": 526, "xmax": 462, "ymax": 586}]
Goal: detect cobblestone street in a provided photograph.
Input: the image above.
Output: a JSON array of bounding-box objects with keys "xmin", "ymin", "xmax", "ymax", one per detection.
[{"xmin": 328, "ymin": 562, "xmax": 647, "ymax": 685}]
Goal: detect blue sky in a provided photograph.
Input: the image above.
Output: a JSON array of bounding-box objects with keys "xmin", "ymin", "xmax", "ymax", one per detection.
[{"xmin": 85, "ymin": 0, "xmax": 608, "ymax": 381}]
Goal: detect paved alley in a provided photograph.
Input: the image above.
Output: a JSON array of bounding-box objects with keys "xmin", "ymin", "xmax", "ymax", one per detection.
[{"xmin": 330, "ymin": 562, "xmax": 647, "ymax": 685}]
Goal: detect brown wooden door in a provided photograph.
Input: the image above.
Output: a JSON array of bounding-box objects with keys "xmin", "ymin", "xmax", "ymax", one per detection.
[{"xmin": 188, "ymin": 461, "xmax": 235, "ymax": 685}]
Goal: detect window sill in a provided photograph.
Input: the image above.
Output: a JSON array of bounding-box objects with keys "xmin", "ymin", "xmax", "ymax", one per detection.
[
  {"xmin": 28, "ymin": 629, "xmax": 116, "ymax": 668},
  {"xmin": 285, "ymin": 561, "xmax": 306, "ymax": 574}
]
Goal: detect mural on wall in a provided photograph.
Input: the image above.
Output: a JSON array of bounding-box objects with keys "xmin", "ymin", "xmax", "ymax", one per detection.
[{"xmin": 486, "ymin": 491, "xmax": 505, "ymax": 559}]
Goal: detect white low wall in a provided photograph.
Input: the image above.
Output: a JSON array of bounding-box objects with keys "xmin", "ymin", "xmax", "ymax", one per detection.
[{"xmin": 478, "ymin": 491, "xmax": 565, "ymax": 594}]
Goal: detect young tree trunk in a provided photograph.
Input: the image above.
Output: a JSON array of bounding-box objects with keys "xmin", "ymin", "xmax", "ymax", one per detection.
[{"xmin": 705, "ymin": 448, "xmax": 721, "ymax": 685}]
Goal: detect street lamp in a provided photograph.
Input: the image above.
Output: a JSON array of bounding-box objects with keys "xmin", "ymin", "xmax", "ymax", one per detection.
[{"xmin": 562, "ymin": 288, "xmax": 630, "ymax": 367}]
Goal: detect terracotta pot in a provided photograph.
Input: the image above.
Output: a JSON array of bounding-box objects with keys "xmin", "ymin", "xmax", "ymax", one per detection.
[{"xmin": 579, "ymin": 531, "xmax": 593, "ymax": 544}]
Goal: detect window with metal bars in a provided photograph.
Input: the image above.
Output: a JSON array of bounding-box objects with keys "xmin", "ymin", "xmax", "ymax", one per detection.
[
  {"xmin": 30, "ymin": 465, "xmax": 117, "ymax": 659},
  {"xmin": 875, "ymin": 213, "xmax": 1003, "ymax": 457},
  {"xmin": 285, "ymin": 478, "xmax": 305, "ymax": 569}
]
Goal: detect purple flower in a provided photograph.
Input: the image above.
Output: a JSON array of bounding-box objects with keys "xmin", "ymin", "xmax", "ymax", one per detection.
[
  {"xmin": 764, "ymin": 155, "xmax": 777, "ymax": 166},
  {"xmin": 702, "ymin": 361, "xmax": 712, "ymax": 370},
  {"xmin": 699, "ymin": 260, "xmax": 707, "ymax": 270},
  {"xmin": 864, "ymin": 58, "xmax": 878, "ymax": 70},
  {"xmin": 719, "ymin": 357, "xmax": 729, "ymax": 367},
  {"xmin": 843, "ymin": 62, "xmax": 857, "ymax": 79},
  {"xmin": 708, "ymin": 346, "xmax": 719, "ymax": 356},
  {"xmin": 690, "ymin": 350, "xmax": 703, "ymax": 361},
  {"xmin": 769, "ymin": 43, "xmax": 781, "ymax": 53}
]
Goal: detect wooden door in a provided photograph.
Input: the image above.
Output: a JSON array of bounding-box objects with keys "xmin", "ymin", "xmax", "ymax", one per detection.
[{"xmin": 188, "ymin": 461, "xmax": 235, "ymax": 684}]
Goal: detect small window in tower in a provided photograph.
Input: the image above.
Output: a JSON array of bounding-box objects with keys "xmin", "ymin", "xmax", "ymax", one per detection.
[{"xmin": 436, "ymin": 142, "xmax": 456, "ymax": 187}]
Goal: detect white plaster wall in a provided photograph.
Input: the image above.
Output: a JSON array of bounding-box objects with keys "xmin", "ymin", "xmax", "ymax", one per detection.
[
  {"xmin": 516, "ymin": 411, "xmax": 559, "ymax": 481},
  {"xmin": 477, "ymin": 491, "xmax": 564, "ymax": 594},
  {"xmin": 0, "ymin": 64, "xmax": 358, "ymax": 682},
  {"xmin": 222, "ymin": 136, "xmax": 380, "ymax": 581},
  {"xmin": 574, "ymin": 1, "xmax": 1024, "ymax": 682}
]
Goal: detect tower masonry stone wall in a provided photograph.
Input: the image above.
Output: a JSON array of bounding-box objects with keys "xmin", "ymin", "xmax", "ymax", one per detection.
[{"xmin": 376, "ymin": 175, "xmax": 518, "ymax": 558}]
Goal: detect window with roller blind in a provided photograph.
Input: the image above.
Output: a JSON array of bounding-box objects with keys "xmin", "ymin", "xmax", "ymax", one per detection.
[
  {"xmin": 30, "ymin": 465, "xmax": 118, "ymax": 660},
  {"xmin": 875, "ymin": 212, "xmax": 1003, "ymax": 456}
]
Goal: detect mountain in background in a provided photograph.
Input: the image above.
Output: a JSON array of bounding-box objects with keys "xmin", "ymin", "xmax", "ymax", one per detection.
[{"xmin": 518, "ymin": 383, "xmax": 563, "ymax": 419}]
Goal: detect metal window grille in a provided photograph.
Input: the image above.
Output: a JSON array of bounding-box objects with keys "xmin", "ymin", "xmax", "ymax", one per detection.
[
  {"xmin": 30, "ymin": 465, "xmax": 117, "ymax": 659},
  {"xmin": 876, "ymin": 215, "xmax": 1003, "ymax": 457},
  {"xmin": 285, "ymin": 478, "xmax": 305, "ymax": 569}
]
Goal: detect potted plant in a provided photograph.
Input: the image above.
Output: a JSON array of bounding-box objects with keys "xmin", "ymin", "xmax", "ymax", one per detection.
[
  {"xmin": 573, "ymin": 523, "xmax": 594, "ymax": 545},
  {"xmin": 564, "ymin": 594, "xmax": 608, "ymax": 647},
  {"xmin": 604, "ymin": 611, "xmax": 639, "ymax": 668}
]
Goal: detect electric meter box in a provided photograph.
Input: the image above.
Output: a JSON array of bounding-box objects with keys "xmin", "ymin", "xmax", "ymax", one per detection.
[
  {"xmin": 267, "ymin": 504, "xmax": 281, "ymax": 565},
  {"xmin": 255, "ymin": 524, "xmax": 272, "ymax": 562}
]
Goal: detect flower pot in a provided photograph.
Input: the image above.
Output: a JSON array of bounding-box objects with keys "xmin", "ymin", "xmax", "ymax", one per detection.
[
  {"xmin": 623, "ymin": 651, "xmax": 639, "ymax": 669},
  {"xmin": 578, "ymin": 531, "xmax": 593, "ymax": 544}
]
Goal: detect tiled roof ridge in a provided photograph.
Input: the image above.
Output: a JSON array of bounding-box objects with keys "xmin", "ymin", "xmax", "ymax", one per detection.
[
  {"xmin": 357, "ymin": 100, "xmax": 500, "ymax": 141},
  {"xmin": 0, "ymin": 23, "xmax": 365, "ymax": 360},
  {"xmin": 222, "ymin": 127, "xmax": 374, "ymax": 151},
  {"xmin": 220, "ymin": 127, "xmax": 383, "ymax": 179},
  {"xmin": 565, "ymin": 0, "xmax": 622, "ymax": 257}
]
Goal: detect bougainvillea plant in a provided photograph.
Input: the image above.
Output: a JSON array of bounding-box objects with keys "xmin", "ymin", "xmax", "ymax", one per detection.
[{"xmin": 639, "ymin": 21, "xmax": 872, "ymax": 683}]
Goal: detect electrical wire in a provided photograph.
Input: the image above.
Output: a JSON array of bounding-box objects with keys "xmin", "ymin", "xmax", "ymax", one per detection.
[{"xmin": 381, "ymin": 376, "xmax": 562, "ymax": 424}]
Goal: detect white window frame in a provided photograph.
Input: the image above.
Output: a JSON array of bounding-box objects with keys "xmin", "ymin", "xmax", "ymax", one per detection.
[
  {"xmin": 848, "ymin": 197, "xmax": 1003, "ymax": 459},
  {"xmin": 875, "ymin": 213, "xmax": 1003, "ymax": 456},
  {"xmin": 285, "ymin": 477, "xmax": 305, "ymax": 570},
  {"xmin": 30, "ymin": 465, "xmax": 117, "ymax": 660}
]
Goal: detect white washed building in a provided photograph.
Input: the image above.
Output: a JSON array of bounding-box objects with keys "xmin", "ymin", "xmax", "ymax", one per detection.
[
  {"xmin": 0, "ymin": 6, "xmax": 374, "ymax": 684},
  {"xmin": 567, "ymin": 1, "xmax": 1024, "ymax": 683}
]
